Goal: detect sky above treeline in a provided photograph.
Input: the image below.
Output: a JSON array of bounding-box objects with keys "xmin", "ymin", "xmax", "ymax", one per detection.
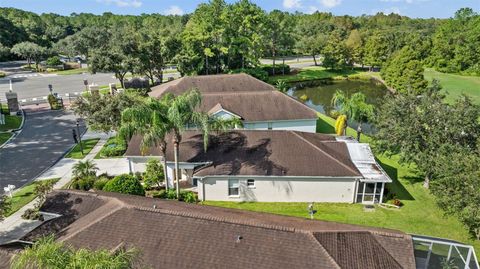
[{"xmin": 0, "ymin": 0, "xmax": 478, "ymax": 18}]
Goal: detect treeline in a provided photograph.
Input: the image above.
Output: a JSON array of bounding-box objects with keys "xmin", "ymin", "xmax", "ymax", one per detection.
[{"xmin": 0, "ymin": 1, "xmax": 478, "ymax": 81}]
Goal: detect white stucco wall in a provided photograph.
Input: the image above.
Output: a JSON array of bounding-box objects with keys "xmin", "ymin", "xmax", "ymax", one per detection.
[
  {"xmin": 243, "ymin": 119, "xmax": 317, "ymax": 133},
  {"xmin": 198, "ymin": 177, "xmax": 356, "ymax": 203}
]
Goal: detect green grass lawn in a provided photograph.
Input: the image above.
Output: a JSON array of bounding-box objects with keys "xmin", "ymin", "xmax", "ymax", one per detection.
[
  {"xmin": 65, "ymin": 138, "xmax": 100, "ymax": 159},
  {"xmin": 424, "ymin": 68, "xmax": 480, "ymax": 104},
  {"xmin": 55, "ymin": 68, "xmax": 89, "ymax": 75},
  {"xmin": 0, "ymin": 132, "xmax": 13, "ymax": 145},
  {"xmin": 0, "ymin": 114, "xmax": 22, "ymax": 131},
  {"xmin": 268, "ymin": 66, "xmax": 375, "ymax": 84},
  {"xmin": 6, "ymin": 178, "xmax": 59, "ymax": 216},
  {"xmin": 204, "ymin": 112, "xmax": 480, "ymax": 253}
]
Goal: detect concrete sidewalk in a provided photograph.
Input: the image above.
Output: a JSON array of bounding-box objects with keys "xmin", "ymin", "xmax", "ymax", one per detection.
[{"xmin": 0, "ymin": 130, "xmax": 128, "ymax": 242}]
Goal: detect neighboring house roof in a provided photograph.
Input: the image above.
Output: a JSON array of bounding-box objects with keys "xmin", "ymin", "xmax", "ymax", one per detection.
[
  {"xmin": 126, "ymin": 130, "xmax": 362, "ymax": 178},
  {"xmin": 12, "ymin": 190, "xmax": 416, "ymax": 269},
  {"xmin": 149, "ymin": 73, "xmax": 318, "ymax": 121},
  {"xmin": 336, "ymin": 137, "xmax": 392, "ymax": 183}
]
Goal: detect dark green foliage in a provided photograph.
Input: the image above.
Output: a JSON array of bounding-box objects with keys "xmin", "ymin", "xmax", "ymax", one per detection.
[
  {"xmin": 99, "ymin": 136, "xmax": 127, "ymax": 157},
  {"xmin": 181, "ymin": 191, "xmax": 198, "ymax": 203},
  {"xmin": 0, "ymin": 195, "xmax": 11, "ymax": 221},
  {"xmin": 165, "ymin": 189, "xmax": 177, "ymax": 200},
  {"xmin": 381, "ymin": 46, "xmax": 428, "ymax": 94},
  {"xmin": 431, "ymin": 150, "xmax": 480, "ymax": 240},
  {"xmin": 261, "ymin": 64, "xmax": 290, "ymax": 76},
  {"xmin": 69, "ymin": 177, "xmax": 95, "ymax": 191},
  {"xmin": 143, "ymin": 159, "xmax": 164, "ymax": 190},
  {"xmin": 229, "ymin": 68, "xmax": 268, "ymax": 81},
  {"xmin": 11, "ymin": 236, "xmax": 140, "ymax": 269},
  {"xmin": 374, "ymin": 81, "xmax": 480, "ymax": 188},
  {"xmin": 103, "ymin": 174, "xmax": 145, "ymax": 196},
  {"xmin": 73, "ymin": 91, "xmax": 145, "ymax": 132},
  {"xmin": 151, "ymin": 189, "xmax": 167, "ymax": 199},
  {"xmin": 152, "ymin": 189, "xmax": 197, "ymax": 203},
  {"xmin": 46, "ymin": 56, "xmax": 62, "ymax": 66},
  {"xmin": 93, "ymin": 177, "xmax": 109, "ymax": 191}
]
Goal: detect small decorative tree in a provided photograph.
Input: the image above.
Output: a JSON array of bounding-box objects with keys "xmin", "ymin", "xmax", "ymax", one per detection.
[
  {"xmin": 0, "ymin": 195, "xmax": 11, "ymax": 221},
  {"xmin": 143, "ymin": 159, "xmax": 164, "ymax": 190},
  {"xmin": 34, "ymin": 180, "xmax": 55, "ymax": 209}
]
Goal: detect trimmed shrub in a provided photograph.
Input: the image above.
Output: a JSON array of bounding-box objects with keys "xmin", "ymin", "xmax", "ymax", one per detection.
[
  {"xmin": 46, "ymin": 56, "xmax": 63, "ymax": 66},
  {"xmin": 69, "ymin": 177, "xmax": 95, "ymax": 191},
  {"xmin": 103, "ymin": 174, "xmax": 145, "ymax": 196},
  {"xmin": 180, "ymin": 191, "xmax": 197, "ymax": 203},
  {"xmin": 93, "ymin": 177, "xmax": 109, "ymax": 190},
  {"xmin": 261, "ymin": 64, "xmax": 291, "ymax": 75},
  {"xmin": 165, "ymin": 189, "xmax": 177, "ymax": 200},
  {"xmin": 99, "ymin": 137, "xmax": 127, "ymax": 158}
]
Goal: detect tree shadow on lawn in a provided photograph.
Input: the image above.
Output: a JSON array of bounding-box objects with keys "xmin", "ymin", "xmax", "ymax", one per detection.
[{"xmin": 377, "ymin": 159, "xmax": 415, "ymax": 201}]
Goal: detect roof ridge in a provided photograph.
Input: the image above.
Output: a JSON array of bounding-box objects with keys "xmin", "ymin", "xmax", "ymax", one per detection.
[
  {"xmin": 201, "ymin": 90, "xmax": 275, "ymax": 95},
  {"xmin": 132, "ymin": 205, "xmax": 303, "ymax": 233},
  {"xmin": 370, "ymin": 232, "xmax": 405, "ymax": 268},
  {"xmin": 58, "ymin": 198, "xmax": 125, "ymax": 242},
  {"xmin": 290, "ymin": 131, "xmax": 361, "ymax": 175},
  {"xmin": 307, "ymin": 232, "xmax": 342, "ymax": 269}
]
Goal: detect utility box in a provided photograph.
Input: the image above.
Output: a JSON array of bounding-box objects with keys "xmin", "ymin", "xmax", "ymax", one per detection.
[{"xmin": 5, "ymin": 91, "xmax": 19, "ymax": 115}]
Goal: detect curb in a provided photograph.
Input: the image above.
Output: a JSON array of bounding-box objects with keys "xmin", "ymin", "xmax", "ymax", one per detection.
[{"xmin": 0, "ymin": 109, "xmax": 25, "ymax": 148}]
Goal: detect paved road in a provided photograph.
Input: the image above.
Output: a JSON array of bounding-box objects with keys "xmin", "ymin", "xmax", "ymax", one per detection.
[
  {"xmin": 0, "ymin": 110, "xmax": 85, "ymax": 191},
  {"xmin": 0, "ymin": 72, "xmax": 118, "ymax": 100}
]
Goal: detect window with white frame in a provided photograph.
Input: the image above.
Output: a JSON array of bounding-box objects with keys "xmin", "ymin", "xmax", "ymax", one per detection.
[
  {"xmin": 228, "ymin": 179, "xmax": 239, "ymax": 196},
  {"xmin": 247, "ymin": 179, "xmax": 255, "ymax": 188}
]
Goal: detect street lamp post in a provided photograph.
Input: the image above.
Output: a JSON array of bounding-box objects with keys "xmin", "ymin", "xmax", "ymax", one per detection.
[{"xmin": 76, "ymin": 119, "xmax": 84, "ymax": 155}]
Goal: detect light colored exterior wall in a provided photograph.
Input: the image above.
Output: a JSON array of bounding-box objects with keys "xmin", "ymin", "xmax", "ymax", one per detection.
[
  {"xmin": 198, "ymin": 176, "xmax": 356, "ymax": 203},
  {"xmin": 243, "ymin": 119, "xmax": 317, "ymax": 133}
]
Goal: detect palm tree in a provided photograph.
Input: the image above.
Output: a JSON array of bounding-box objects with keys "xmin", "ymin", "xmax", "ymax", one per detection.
[
  {"xmin": 72, "ymin": 159, "xmax": 99, "ymax": 179},
  {"xmin": 11, "ymin": 236, "xmax": 139, "ymax": 269},
  {"xmin": 331, "ymin": 90, "xmax": 374, "ymax": 141},
  {"xmin": 167, "ymin": 89, "xmax": 241, "ymax": 199},
  {"xmin": 120, "ymin": 89, "xmax": 241, "ymax": 199},
  {"xmin": 119, "ymin": 96, "xmax": 171, "ymax": 190}
]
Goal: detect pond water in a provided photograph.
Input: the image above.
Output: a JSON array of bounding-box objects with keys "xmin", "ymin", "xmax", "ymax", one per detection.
[{"xmin": 287, "ymin": 78, "xmax": 390, "ymax": 133}]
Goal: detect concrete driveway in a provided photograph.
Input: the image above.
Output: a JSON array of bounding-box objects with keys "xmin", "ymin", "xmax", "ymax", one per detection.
[{"xmin": 0, "ymin": 110, "xmax": 85, "ymax": 191}]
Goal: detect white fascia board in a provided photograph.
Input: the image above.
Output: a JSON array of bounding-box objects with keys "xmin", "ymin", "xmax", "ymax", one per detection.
[
  {"xmin": 194, "ymin": 175, "xmax": 362, "ymax": 180},
  {"xmin": 243, "ymin": 118, "xmax": 317, "ymax": 124},
  {"xmin": 211, "ymin": 109, "xmax": 242, "ymax": 119}
]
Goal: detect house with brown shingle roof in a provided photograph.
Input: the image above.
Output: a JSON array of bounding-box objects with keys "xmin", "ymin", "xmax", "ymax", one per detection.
[
  {"xmin": 0, "ymin": 190, "xmax": 416, "ymax": 269},
  {"xmin": 149, "ymin": 73, "xmax": 319, "ymax": 133},
  {"xmin": 126, "ymin": 130, "xmax": 391, "ymax": 203}
]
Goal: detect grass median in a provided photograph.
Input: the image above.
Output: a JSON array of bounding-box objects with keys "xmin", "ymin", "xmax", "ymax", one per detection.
[
  {"xmin": 65, "ymin": 138, "xmax": 100, "ymax": 159},
  {"xmin": 6, "ymin": 178, "xmax": 60, "ymax": 217}
]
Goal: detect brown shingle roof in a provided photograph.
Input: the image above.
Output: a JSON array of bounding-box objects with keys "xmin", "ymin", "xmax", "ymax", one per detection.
[
  {"xmin": 126, "ymin": 130, "xmax": 362, "ymax": 177},
  {"xmin": 149, "ymin": 74, "xmax": 318, "ymax": 121},
  {"xmin": 26, "ymin": 190, "xmax": 415, "ymax": 269}
]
